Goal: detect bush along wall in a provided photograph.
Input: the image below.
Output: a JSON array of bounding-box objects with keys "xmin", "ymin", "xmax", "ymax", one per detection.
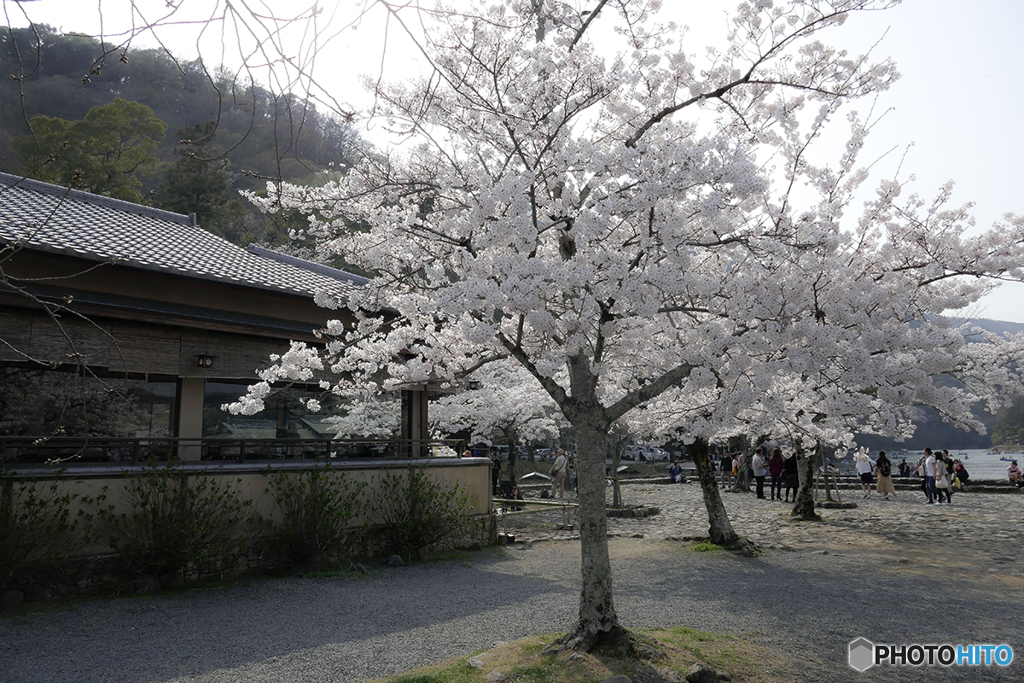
[{"xmin": 0, "ymin": 461, "xmax": 494, "ymax": 606}]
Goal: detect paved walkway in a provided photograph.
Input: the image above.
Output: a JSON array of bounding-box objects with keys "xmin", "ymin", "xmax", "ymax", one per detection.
[{"xmin": 500, "ymin": 482, "xmax": 1024, "ymax": 575}]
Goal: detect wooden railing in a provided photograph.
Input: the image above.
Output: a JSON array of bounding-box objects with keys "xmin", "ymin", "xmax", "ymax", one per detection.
[{"xmin": 0, "ymin": 436, "xmax": 465, "ymax": 467}]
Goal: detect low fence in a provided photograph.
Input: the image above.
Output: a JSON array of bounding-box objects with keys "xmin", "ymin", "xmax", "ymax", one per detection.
[{"xmin": 0, "ymin": 436, "xmax": 464, "ymax": 466}]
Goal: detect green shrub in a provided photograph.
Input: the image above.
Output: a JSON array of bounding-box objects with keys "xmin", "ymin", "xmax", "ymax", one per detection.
[
  {"xmin": 369, "ymin": 466, "xmax": 472, "ymax": 560},
  {"xmin": 99, "ymin": 461, "xmax": 253, "ymax": 577},
  {"xmin": 264, "ymin": 464, "xmax": 366, "ymax": 565},
  {"xmin": 0, "ymin": 472, "xmax": 91, "ymax": 588}
]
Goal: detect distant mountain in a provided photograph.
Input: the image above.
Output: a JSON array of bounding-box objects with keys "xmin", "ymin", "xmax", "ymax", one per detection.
[
  {"xmin": 964, "ymin": 319, "xmax": 1024, "ymax": 337},
  {"xmin": 855, "ymin": 317, "xmax": 1022, "ymax": 450},
  {"xmin": 0, "ymin": 25, "xmax": 368, "ymax": 249}
]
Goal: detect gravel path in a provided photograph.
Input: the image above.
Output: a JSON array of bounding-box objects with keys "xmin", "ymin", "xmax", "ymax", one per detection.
[{"xmin": 3, "ymin": 485, "xmax": 1023, "ymax": 682}]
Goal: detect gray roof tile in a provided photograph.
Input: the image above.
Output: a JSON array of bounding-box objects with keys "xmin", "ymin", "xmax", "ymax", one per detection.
[{"xmin": 0, "ymin": 172, "xmax": 364, "ymax": 301}]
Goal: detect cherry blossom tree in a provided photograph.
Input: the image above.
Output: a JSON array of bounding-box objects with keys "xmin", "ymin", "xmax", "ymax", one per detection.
[
  {"xmin": 328, "ymin": 393, "xmax": 401, "ymax": 439},
  {"xmin": 231, "ymin": 0, "xmax": 1024, "ymax": 652},
  {"xmin": 429, "ymin": 359, "xmax": 567, "ymax": 482}
]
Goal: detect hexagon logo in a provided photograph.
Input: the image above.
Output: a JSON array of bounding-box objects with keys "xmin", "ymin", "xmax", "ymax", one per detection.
[{"xmin": 849, "ymin": 637, "xmax": 875, "ymax": 672}]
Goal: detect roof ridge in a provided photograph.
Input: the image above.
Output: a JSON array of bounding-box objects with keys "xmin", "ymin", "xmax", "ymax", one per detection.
[{"xmin": 0, "ymin": 171, "xmax": 195, "ymax": 227}]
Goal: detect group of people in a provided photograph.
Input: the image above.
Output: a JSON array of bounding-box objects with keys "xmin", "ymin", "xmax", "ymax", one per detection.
[
  {"xmin": 487, "ymin": 448, "xmax": 577, "ymax": 499},
  {"xmin": 853, "ymin": 450, "xmax": 898, "ymax": 499},
  {"xmin": 717, "ymin": 445, "xmax": 977, "ymax": 505},
  {"xmin": 917, "ymin": 447, "xmax": 970, "ymax": 504},
  {"xmin": 854, "ymin": 447, "xmax": 970, "ymax": 504},
  {"xmin": 719, "ymin": 449, "xmax": 801, "ymax": 502}
]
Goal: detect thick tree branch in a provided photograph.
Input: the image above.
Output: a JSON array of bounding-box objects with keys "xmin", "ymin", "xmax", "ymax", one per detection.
[{"xmin": 607, "ymin": 361, "xmax": 695, "ymax": 422}]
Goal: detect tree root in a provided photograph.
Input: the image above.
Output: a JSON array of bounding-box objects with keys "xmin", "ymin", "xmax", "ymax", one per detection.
[
  {"xmin": 708, "ymin": 530, "xmax": 739, "ymax": 546},
  {"xmin": 790, "ymin": 506, "xmax": 822, "ymax": 521},
  {"xmin": 720, "ymin": 537, "xmax": 758, "ymax": 556},
  {"xmin": 548, "ymin": 623, "xmax": 666, "ymax": 661}
]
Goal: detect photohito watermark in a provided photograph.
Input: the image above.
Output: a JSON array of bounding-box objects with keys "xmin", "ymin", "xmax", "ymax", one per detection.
[{"xmin": 848, "ymin": 637, "xmax": 1013, "ymax": 672}]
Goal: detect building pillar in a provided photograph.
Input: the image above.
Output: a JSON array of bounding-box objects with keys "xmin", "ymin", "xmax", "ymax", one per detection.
[
  {"xmin": 400, "ymin": 387, "xmax": 428, "ymax": 457},
  {"xmin": 176, "ymin": 377, "xmax": 205, "ymax": 461}
]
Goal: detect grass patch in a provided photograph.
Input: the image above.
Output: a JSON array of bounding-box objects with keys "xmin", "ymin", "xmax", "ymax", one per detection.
[
  {"xmin": 366, "ymin": 629, "xmax": 803, "ymax": 683},
  {"xmin": 690, "ymin": 540, "xmax": 724, "ymax": 553},
  {"xmin": 509, "ymin": 662, "xmax": 558, "ymax": 682},
  {"xmin": 669, "ymin": 626, "xmax": 717, "ymax": 642}
]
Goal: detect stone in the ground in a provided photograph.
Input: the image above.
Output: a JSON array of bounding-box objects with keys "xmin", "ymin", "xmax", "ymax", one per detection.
[
  {"xmin": 634, "ymin": 663, "xmax": 685, "ymax": 682},
  {"xmin": 468, "ymin": 656, "xmax": 484, "ymax": 669},
  {"xmin": 132, "ymin": 576, "xmax": 161, "ymax": 594},
  {"xmin": 159, "ymin": 572, "xmax": 184, "ymax": 590},
  {"xmin": 387, "ymin": 554, "xmax": 404, "ymax": 567},
  {"xmin": 485, "ymin": 670, "xmax": 507, "ymax": 681},
  {"xmin": 1, "ymin": 590, "xmax": 25, "ymax": 608},
  {"xmin": 685, "ymin": 662, "xmax": 719, "ymax": 683},
  {"xmin": 601, "ymin": 676, "xmax": 632, "ymax": 683},
  {"xmin": 25, "ymin": 586, "xmax": 52, "ymax": 602}
]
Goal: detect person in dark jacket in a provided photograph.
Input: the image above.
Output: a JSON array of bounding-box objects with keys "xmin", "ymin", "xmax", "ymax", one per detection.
[
  {"xmin": 783, "ymin": 452, "xmax": 799, "ymax": 503},
  {"xmin": 768, "ymin": 448, "xmax": 785, "ymax": 501},
  {"xmin": 490, "ymin": 450, "xmax": 502, "ymax": 495}
]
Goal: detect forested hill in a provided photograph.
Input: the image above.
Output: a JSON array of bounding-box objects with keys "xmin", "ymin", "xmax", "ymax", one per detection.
[
  {"xmin": 0, "ymin": 25, "xmax": 367, "ymax": 247},
  {"xmin": 853, "ymin": 318, "xmax": 1024, "ymax": 450}
]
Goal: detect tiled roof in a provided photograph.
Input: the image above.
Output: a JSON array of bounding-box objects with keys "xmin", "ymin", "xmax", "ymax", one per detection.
[{"xmin": 0, "ymin": 172, "xmax": 365, "ymax": 300}]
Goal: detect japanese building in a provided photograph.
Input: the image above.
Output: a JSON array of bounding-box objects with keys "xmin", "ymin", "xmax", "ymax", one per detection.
[{"xmin": 0, "ymin": 171, "xmax": 379, "ymax": 456}]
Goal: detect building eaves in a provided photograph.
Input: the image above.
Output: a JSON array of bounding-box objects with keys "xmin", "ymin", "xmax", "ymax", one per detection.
[{"xmin": 0, "ymin": 172, "xmax": 363, "ymax": 302}]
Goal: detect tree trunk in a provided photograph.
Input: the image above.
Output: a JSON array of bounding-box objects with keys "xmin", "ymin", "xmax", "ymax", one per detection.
[
  {"xmin": 791, "ymin": 443, "xmax": 822, "ymax": 521},
  {"xmin": 556, "ymin": 417, "xmax": 633, "ymax": 652},
  {"xmin": 689, "ymin": 437, "xmax": 739, "ymax": 545}
]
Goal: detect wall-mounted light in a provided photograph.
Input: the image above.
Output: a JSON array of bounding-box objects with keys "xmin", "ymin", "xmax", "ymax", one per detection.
[{"xmin": 197, "ymin": 354, "xmax": 215, "ymax": 369}]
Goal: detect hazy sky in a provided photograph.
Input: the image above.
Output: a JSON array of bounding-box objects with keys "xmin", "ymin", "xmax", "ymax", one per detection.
[{"xmin": 13, "ymin": 0, "xmax": 1024, "ymax": 323}]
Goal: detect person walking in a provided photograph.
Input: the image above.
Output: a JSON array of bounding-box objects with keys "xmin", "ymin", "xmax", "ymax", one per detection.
[
  {"xmin": 783, "ymin": 452, "xmax": 799, "ymax": 503},
  {"xmin": 923, "ymin": 448, "xmax": 937, "ymax": 504},
  {"xmin": 719, "ymin": 451, "xmax": 732, "ymax": 489},
  {"xmin": 941, "ymin": 450, "xmax": 956, "ymax": 503},
  {"xmin": 549, "ymin": 450, "xmax": 568, "ymax": 498},
  {"xmin": 875, "ymin": 450, "xmax": 896, "ymax": 500},
  {"xmin": 934, "ymin": 451, "xmax": 952, "ymax": 505},
  {"xmin": 768, "ymin": 448, "xmax": 785, "ymax": 501},
  {"xmin": 854, "ymin": 452, "xmax": 876, "ymax": 498},
  {"xmin": 752, "ymin": 449, "xmax": 767, "ymax": 499}
]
